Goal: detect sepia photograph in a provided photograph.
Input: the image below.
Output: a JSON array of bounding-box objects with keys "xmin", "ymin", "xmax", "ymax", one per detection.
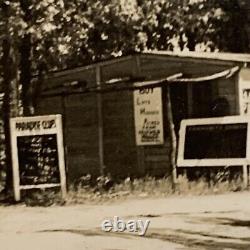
[{"xmin": 0, "ymin": 0, "xmax": 250, "ymax": 249}]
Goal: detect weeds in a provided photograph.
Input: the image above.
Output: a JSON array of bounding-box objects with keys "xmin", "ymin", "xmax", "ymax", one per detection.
[
  {"xmin": 22, "ymin": 189, "xmax": 64, "ymax": 206},
  {"xmin": 8, "ymin": 169, "xmax": 247, "ymax": 206},
  {"xmin": 176, "ymin": 174, "xmax": 244, "ymax": 195},
  {"xmin": 66, "ymin": 176, "xmax": 174, "ymax": 205},
  {"xmin": 65, "ymin": 172, "xmax": 246, "ymax": 205}
]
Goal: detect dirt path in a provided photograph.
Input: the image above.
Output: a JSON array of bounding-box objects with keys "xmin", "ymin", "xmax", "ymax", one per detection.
[{"xmin": 1, "ymin": 192, "xmax": 250, "ymax": 249}]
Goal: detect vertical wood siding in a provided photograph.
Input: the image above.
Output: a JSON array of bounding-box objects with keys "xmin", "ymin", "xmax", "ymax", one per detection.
[{"xmin": 34, "ymin": 54, "xmax": 240, "ymax": 181}]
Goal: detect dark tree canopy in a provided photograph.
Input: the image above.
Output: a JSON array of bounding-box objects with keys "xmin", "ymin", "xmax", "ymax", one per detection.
[{"xmin": 0, "ymin": 0, "xmax": 249, "ymax": 72}]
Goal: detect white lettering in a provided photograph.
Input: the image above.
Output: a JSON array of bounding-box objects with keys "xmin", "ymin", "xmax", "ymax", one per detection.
[
  {"xmin": 137, "ymin": 219, "xmax": 150, "ymax": 236},
  {"xmin": 15, "ymin": 119, "xmax": 56, "ymax": 131},
  {"xmin": 126, "ymin": 220, "xmax": 137, "ymax": 233},
  {"xmin": 101, "ymin": 220, "xmax": 113, "ymax": 232},
  {"xmin": 101, "ymin": 217, "xmax": 150, "ymax": 236},
  {"xmin": 113, "ymin": 216, "xmax": 126, "ymax": 232}
]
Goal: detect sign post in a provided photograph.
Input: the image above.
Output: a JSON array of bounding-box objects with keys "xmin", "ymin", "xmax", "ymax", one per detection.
[
  {"xmin": 10, "ymin": 115, "xmax": 66, "ymax": 201},
  {"xmin": 133, "ymin": 87, "xmax": 164, "ymax": 145}
]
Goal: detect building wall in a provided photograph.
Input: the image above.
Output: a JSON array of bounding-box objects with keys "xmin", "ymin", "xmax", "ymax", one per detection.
[
  {"xmin": 36, "ymin": 66, "xmax": 100, "ymax": 182},
  {"xmin": 63, "ymin": 93, "xmax": 100, "ymax": 180},
  {"xmin": 34, "ymin": 54, "xmax": 241, "ymax": 182},
  {"xmin": 100, "ymin": 56, "xmax": 173, "ymax": 178},
  {"xmin": 102, "ymin": 90, "xmax": 138, "ymax": 177}
]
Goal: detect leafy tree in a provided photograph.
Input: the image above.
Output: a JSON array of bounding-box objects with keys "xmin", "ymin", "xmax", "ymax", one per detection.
[
  {"xmin": 216, "ymin": 0, "xmax": 249, "ymax": 52},
  {"xmin": 0, "ymin": 0, "xmax": 22, "ymax": 195},
  {"xmin": 60, "ymin": 0, "xmax": 146, "ymax": 66},
  {"xmin": 138, "ymin": 0, "xmax": 249, "ymax": 52}
]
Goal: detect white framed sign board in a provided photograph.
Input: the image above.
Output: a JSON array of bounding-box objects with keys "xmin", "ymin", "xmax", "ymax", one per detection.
[
  {"xmin": 177, "ymin": 116, "xmax": 250, "ymax": 186},
  {"xmin": 133, "ymin": 87, "xmax": 164, "ymax": 145},
  {"xmin": 10, "ymin": 115, "xmax": 66, "ymax": 201}
]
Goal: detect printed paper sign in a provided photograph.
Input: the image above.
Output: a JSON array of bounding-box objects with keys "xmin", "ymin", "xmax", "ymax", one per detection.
[
  {"xmin": 133, "ymin": 87, "xmax": 164, "ymax": 145},
  {"xmin": 239, "ymin": 71, "xmax": 250, "ymax": 115}
]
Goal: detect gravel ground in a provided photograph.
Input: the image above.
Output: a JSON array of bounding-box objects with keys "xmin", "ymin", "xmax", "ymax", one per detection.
[{"xmin": 1, "ymin": 191, "xmax": 250, "ymax": 249}]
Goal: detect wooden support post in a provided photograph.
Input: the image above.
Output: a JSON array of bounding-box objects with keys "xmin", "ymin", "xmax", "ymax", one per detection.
[
  {"xmin": 135, "ymin": 55, "xmax": 145, "ymax": 176},
  {"xmin": 10, "ymin": 118, "xmax": 20, "ymax": 201},
  {"xmin": 243, "ymin": 164, "xmax": 248, "ymax": 189},
  {"xmin": 61, "ymin": 94, "xmax": 68, "ymax": 189},
  {"xmin": 166, "ymin": 85, "xmax": 177, "ymax": 188},
  {"xmin": 57, "ymin": 115, "xmax": 67, "ymax": 199},
  {"xmin": 96, "ymin": 66, "xmax": 105, "ymax": 176}
]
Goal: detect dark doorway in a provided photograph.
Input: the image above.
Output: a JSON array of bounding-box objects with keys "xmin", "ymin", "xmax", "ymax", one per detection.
[
  {"xmin": 192, "ymin": 83, "xmax": 213, "ymax": 118},
  {"xmin": 170, "ymin": 82, "xmax": 214, "ymax": 134},
  {"xmin": 170, "ymin": 83, "xmax": 188, "ymax": 134}
]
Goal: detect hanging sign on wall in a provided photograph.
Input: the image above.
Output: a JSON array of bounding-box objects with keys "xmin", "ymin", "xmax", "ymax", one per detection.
[
  {"xmin": 133, "ymin": 87, "xmax": 164, "ymax": 145},
  {"xmin": 239, "ymin": 79, "xmax": 250, "ymax": 115}
]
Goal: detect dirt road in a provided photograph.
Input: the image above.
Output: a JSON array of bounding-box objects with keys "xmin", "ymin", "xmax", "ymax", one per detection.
[{"xmin": 1, "ymin": 192, "xmax": 250, "ymax": 250}]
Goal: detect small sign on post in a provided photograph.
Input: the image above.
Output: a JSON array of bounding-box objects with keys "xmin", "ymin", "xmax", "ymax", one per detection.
[
  {"xmin": 133, "ymin": 87, "xmax": 164, "ymax": 145},
  {"xmin": 10, "ymin": 115, "xmax": 66, "ymax": 201}
]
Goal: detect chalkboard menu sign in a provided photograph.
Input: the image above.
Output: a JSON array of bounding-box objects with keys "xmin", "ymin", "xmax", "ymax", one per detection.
[
  {"xmin": 17, "ymin": 134, "xmax": 60, "ymax": 185},
  {"xmin": 177, "ymin": 116, "xmax": 250, "ymax": 167},
  {"xmin": 10, "ymin": 115, "xmax": 66, "ymax": 201}
]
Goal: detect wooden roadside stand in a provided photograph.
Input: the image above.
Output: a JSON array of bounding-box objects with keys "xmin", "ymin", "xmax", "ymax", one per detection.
[
  {"xmin": 36, "ymin": 73, "xmax": 183, "ymax": 189},
  {"xmin": 31, "ymin": 52, "xmax": 250, "ymax": 189},
  {"xmin": 10, "ymin": 114, "xmax": 67, "ymax": 201}
]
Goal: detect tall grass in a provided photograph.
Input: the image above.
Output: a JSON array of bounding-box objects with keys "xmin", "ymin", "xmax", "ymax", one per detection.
[
  {"xmin": 65, "ymin": 173, "xmax": 245, "ymax": 205},
  {"xmin": 66, "ymin": 176, "xmax": 174, "ymax": 205},
  {"xmin": 15, "ymin": 168, "xmax": 247, "ymax": 206}
]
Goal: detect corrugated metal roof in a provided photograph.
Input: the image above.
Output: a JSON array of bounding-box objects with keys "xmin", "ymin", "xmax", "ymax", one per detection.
[{"xmin": 144, "ymin": 50, "xmax": 250, "ymax": 63}]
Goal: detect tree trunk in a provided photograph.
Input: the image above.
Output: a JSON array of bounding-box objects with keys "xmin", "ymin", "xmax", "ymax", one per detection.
[
  {"xmin": 0, "ymin": 0, "xmax": 20, "ymax": 197},
  {"xmin": 186, "ymin": 30, "xmax": 196, "ymax": 51},
  {"xmin": 1, "ymin": 37, "xmax": 19, "ymax": 195},
  {"xmin": 178, "ymin": 32, "xmax": 185, "ymax": 51},
  {"xmin": 20, "ymin": 0, "xmax": 32, "ymax": 115},
  {"xmin": 20, "ymin": 34, "xmax": 31, "ymax": 115}
]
